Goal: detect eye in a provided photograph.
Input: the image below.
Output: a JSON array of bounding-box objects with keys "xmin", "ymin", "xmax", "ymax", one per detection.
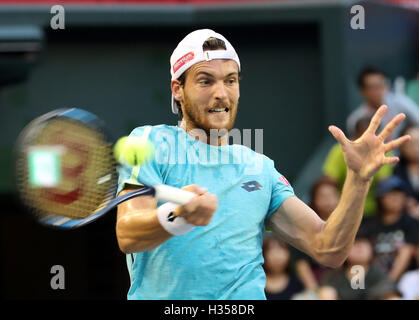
[
  {"xmin": 199, "ymin": 80, "xmax": 209, "ymax": 85},
  {"xmin": 227, "ymin": 78, "xmax": 237, "ymax": 85}
]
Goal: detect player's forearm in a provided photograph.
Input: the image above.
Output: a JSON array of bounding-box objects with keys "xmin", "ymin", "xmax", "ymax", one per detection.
[
  {"xmin": 116, "ymin": 209, "xmax": 172, "ymax": 254},
  {"xmin": 315, "ymin": 169, "xmax": 371, "ymax": 267}
]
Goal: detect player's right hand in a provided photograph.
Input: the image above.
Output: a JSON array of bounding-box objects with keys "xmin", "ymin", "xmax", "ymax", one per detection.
[{"xmin": 174, "ymin": 184, "xmax": 218, "ymax": 226}]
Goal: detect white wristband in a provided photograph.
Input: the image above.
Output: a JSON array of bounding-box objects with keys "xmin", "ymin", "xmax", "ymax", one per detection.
[{"xmin": 157, "ymin": 202, "xmax": 196, "ymax": 236}]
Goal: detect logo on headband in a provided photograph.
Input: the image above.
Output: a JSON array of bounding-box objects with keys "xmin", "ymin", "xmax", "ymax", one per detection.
[{"xmin": 173, "ymin": 52, "xmax": 195, "ymax": 74}]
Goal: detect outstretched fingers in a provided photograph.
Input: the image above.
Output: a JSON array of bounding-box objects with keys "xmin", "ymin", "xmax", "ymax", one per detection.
[
  {"xmin": 384, "ymin": 134, "xmax": 411, "ymax": 153},
  {"xmin": 366, "ymin": 105, "xmax": 388, "ymax": 134},
  {"xmin": 379, "ymin": 113, "xmax": 406, "ymax": 141},
  {"xmin": 382, "ymin": 156, "xmax": 400, "ymax": 165},
  {"xmin": 382, "ymin": 134, "xmax": 411, "ymax": 165},
  {"xmin": 328, "ymin": 125, "xmax": 349, "ymax": 146}
]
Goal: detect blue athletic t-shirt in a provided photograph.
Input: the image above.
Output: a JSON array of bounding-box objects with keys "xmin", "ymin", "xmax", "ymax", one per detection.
[{"xmin": 117, "ymin": 125, "xmax": 294, "ymax": 300}]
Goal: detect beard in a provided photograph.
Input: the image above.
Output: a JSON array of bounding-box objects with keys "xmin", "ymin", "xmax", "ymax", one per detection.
[{"xmin": 181, "ymin": 93, "xmax": 238, "ymax": 137}]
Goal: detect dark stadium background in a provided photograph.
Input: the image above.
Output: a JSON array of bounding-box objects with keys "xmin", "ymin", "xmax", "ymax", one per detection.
[{"xmin": 0, "ymin": 0, "xmax": 417, "ymax": 299}]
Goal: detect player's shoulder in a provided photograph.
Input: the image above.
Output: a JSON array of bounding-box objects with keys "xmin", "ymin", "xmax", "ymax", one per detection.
[
  {"xmin": 236, "ymin": 145, "xmax": 279, "ymax": 175},
  {"xmin": 233, "ymin": 143, "xmax": 272, "ymax": 162},
  {"xmin": 129, "ymin": 124, "xmax": 178, "ymax": 139}
]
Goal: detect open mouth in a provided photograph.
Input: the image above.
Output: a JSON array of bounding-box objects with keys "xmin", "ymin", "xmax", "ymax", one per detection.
[{"xmin": 208, "ymin": 107, "xmax": 229, "ymax": 113}]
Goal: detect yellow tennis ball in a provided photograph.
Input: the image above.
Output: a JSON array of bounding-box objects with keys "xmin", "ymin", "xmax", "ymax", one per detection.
[{"xmin": 113, "ymin": 136, "xmax": 154, "ymax": 166}]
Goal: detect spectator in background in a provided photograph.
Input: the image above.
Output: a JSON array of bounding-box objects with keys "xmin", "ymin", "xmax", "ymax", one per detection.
[
  {"xmin": 291, "ymin": 176, "xmax": 339, "ymax": 290},
  {"xmin": 393, "ymin": 125, "xmax": 419, "ymax": 219},
  {"xmin": 366, "ymin": 279, "xmax": 402, "ymax": 300},
  {"xmin": 406, "ymin": 71, "xmax": 419, "ymax": 106},
  {"xmin": 291, "ymin": 285, "xmax": 338, "ymax": 300},
  {"xmin": 309, "ymin": 176, "xmax": 340, "ymax": 221},
  {"xmin": 347, "ymin": 66, "xmax": 419, "ymax": 141},
  {"xmin": 323, "ymin": 115, "xmax": 393, "ymax": 216},
  {"xmin": 262, "ymin": 235, "xmax": 304, "ymax": 300},
  {"xmin": 320, "ymin": 229, "xmax": 396, "ymax": 300},
  {"xmin": 398, "ymin": 245, "xmax": 419, "ymax": 300},
  {"xmin": 362, "ymin": 176, "xmax": 419, "ymax": 282}
]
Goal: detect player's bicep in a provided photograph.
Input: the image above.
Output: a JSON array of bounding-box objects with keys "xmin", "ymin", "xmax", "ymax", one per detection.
[
  {"xmin": 115, "ymin": 186, "xmax": 170, "ymax": 254},
  {"xmin": 266, "ymin": 196, "xmax": 325, "ymax": 258},
  {"xmin": 116, "ymin": 185, "xmax": 158, "ymax": 221}
]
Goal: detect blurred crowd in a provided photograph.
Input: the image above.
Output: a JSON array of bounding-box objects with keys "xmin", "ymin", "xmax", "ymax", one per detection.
[{"xmin": 263, "ymin": 66, "xmax": 419, "ymax": 300}]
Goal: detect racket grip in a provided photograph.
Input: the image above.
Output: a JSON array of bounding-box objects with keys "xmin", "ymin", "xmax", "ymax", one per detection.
[{"xmin": 153, "ymin": 185, "xmax": 196, "ymax": 205}]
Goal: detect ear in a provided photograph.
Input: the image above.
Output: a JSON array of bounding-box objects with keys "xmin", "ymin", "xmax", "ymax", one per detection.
[{"xmin": 171, "ymin": 80, "xmax": 184, "ymax": 104}]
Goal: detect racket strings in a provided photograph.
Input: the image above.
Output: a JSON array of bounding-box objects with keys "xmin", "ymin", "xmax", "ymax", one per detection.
[{"xmin": 17, "ymin": 118, "xmax": 117, "ymax": 219}]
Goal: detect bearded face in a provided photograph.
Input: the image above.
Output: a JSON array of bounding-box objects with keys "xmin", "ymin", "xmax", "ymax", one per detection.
[{"xmin": 173, "ymin": 59, "xmax": 240, "ymax": 136}]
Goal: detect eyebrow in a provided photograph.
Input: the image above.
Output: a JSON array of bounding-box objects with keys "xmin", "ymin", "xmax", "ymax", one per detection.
[{"xmin": 194, "ymin": 71, "xmax": 239, "ymax": 79}]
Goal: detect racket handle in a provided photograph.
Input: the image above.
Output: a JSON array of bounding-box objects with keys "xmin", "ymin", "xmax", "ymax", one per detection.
[{"xmin": 154, "ymin": 185, "xmax": 196, "ymax": 205}]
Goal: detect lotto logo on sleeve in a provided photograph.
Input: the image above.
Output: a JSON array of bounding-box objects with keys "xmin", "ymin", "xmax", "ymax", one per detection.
[{"xmin": 279, "ymin": 175, "xmax": 290, "ymax": 185}]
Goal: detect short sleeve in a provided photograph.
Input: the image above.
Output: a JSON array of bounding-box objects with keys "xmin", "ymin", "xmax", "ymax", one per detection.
[
  {"xmin": 116, "ymin": 126, "xmax": 165, "ymax": 196},
  {"xmin": 267, "ymin": 159, "xmax": 295, "ymax": 219}
]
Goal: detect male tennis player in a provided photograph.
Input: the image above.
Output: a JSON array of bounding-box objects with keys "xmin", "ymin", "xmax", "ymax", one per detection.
[{"xmin": 116, "ymin": 29, "xmax": 410, "ymax": 299}]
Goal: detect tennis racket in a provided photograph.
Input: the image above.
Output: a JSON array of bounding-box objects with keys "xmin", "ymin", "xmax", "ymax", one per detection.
[{"xmin": 14, "ymin": 108, "xmax": 195, "ymax": 229}]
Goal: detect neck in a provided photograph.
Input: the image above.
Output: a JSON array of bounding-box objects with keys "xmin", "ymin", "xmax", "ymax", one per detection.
[
  {"xmin": 179, "ymin": 120, "xmax": 229, "ymax": 146},
  {"xmin": 381, "ymin": 210, "xmax": 402, "ymax": 225}
]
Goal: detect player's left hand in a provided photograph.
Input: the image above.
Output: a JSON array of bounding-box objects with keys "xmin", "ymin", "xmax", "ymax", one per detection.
[{"xmin": 328, "ymin": 105, "xmax": 411, "ymax": 181}]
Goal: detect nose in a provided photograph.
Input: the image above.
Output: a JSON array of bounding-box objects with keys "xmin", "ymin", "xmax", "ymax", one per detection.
[{"xmin": 213, "ymin": 80, "xmax": 228, "ymax": 102}]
